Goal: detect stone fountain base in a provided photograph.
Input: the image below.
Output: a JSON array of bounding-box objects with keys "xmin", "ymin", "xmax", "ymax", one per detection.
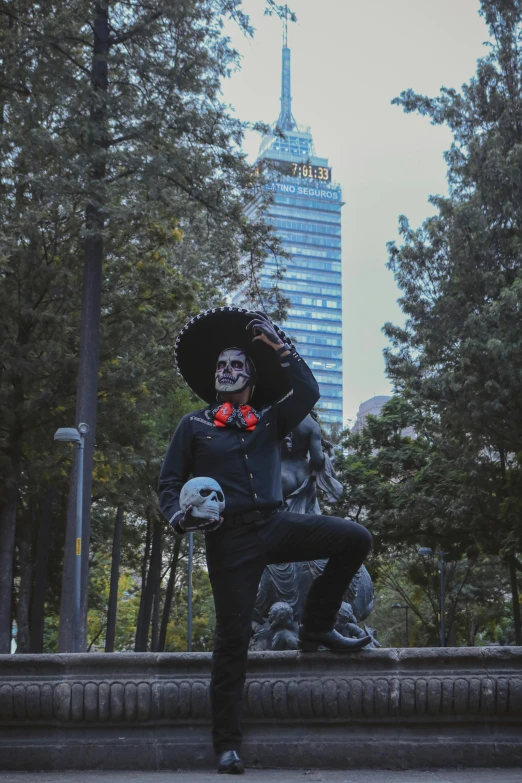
[{"xmin": 1, "ymin": 648, "xmax": 521, "ymax": 770}]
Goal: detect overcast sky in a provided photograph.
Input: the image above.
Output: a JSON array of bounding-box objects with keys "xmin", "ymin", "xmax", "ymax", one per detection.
[{"xmin": 222, "ymin": 0, "xmax": 488, "ymax": 425}]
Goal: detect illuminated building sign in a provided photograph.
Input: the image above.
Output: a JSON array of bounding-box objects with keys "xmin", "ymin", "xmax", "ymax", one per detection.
[{"xmin": 263, "ymin": 182, "xmax": 341, "ymax": 201}]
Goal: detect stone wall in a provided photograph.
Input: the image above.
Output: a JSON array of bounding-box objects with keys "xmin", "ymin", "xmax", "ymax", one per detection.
[{"xmin": 1, "ymin": 647, "xmax": 521, "ymax": 770}]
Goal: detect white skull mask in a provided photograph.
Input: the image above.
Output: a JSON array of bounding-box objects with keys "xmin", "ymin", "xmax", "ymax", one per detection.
[
  {"xmin": 180, "ymin": 477, "xmax": 225, "ymax": 521},
  {"xmin": 215, "ymin": 348, "xmax": 253, "ymax": 394}
]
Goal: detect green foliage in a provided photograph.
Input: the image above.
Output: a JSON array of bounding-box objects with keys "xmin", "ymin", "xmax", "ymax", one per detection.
[
  {"xmin": 334, "ymin": 0, "xmax": 522, "ymax": 643},
  {"xmin": 84, "ymin": 529, "xmax": 215, "ymax": 653},
  {"xmin": 165, "ymin": 561, "xmax": 216, "ymax": 652},
  {"xmin": 335, "ymin": 398, "xmax": 511, "ymax": 557},
  {"xmin": 387, "ymin": 1, "xmax": 522, "ymax": 459},
  {"xmin": 383, "ymin": 1, "xmax": 522, "ymax": 559},
  {"xmin": 87, "ymin": 554, "xmax": 141, "ymax": 653},
  {"xmin": 0, "ymin": 0, "xmax": 288, "ymax": 652},
  {"xmin": 371, "ymin": 552, "xmax": 514, "ymax": 648}
]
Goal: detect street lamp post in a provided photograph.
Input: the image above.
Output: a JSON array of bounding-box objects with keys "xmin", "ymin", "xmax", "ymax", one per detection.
[
  {"xmin": 54, "ymin": 423, "xmax": 89, "ymax": 653},
  {"xmin": 419, "ymin": 547, "xmax": 447, "ymax": 648},
  {"xmin": 392, "ymin": 603, "xmax": 410, "ymax": 647}
]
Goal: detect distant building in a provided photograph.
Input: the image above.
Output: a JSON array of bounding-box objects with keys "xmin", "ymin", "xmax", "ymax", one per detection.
[
  {"xmin": 237, "ymin": 27, "xmax": 343, "ymax": 424},
  {"xmin": 351, "ymin": 395, "xmax": 415, "ymax": 439},
  {"xmin": 351, "ymin": 396, "xmax": 392, "ymax": 435}
]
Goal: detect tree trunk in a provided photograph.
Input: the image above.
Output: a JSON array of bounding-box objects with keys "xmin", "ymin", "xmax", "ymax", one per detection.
[
  {"xmin": 135, "ymin": 517, "xmax": 152, "ymax": 650},
  {"xmin": 445, "ymin": 596, "xmax": 457, "ymax": 649},
  {"xmin": 59, "ymin": 2, "xmax": 109, "ymax": 652},
  {"xmin": 158, "ymin": 538, "xmax": 182, "ymax": 652},
  {"xmin": 135, "ymin": 518, "xmax": 163, "ymax": 652},
  {"xmin": 29, "ymin": 488, "xmax": 55, "ymax": 653},
  {"xmin": 468, "ymin": 611, "xmax": 479, "ymax": 647},
  {"xmin": 0, "ymin": 485, "xmax": 18, "ymax": 653},
  {"xmin": 151, "ymin": 581, "xmax": 161, "ymax": 653},
  {"xmin": 105, "ymin": 506, "xmax": 124, "ymax": 652},
  {"xmin": 15, "ymin": 504, "xmax": 34, "ymax": 653},
  {"xmin": 447, "ymin": 620, "xmax": 457, "ymax": 647},
  {"xmin": 510, "ymin": 554, "xmax": 522, "ymax": 645}
]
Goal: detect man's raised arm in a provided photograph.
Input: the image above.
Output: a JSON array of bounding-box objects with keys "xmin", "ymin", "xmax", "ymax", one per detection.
[
  {"xmin": 275, "ymin": 347, "xmax": 320, "ymax": 436},
  {"xmin": 245, "ymin": 311, "xmax": 320, "ymax": 437}
]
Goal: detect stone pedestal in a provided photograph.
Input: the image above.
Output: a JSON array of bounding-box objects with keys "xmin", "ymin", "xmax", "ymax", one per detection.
[{"xmin": 1, "ymin": 648, "xmax": 521, "ymax": 770}]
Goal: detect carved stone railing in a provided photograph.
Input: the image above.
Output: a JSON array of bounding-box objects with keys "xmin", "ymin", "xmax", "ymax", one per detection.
[{"xmin": 1, "ymin": 647, "xmax": 521, "ymax": 769}]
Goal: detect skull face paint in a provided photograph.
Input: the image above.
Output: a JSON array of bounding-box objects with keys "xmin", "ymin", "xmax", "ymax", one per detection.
[
  {"xmin": 180, "ymin": 477, "xmax": 226, "ymax": 521},
  {"xmin": 215, "ymin": 347, "xmax": 252, "ymax": 394}
]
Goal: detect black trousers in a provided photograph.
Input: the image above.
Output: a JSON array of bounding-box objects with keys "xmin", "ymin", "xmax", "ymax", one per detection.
[{"xmin": 204, "ymin": 510, "xmax": 372, "ymax": 754}]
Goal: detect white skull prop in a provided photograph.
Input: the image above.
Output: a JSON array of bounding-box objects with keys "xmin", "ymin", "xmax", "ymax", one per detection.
[
  {"xmin": 215, "ymin": 347, "xmax": 253, "ymax": 394},
  {"xmin": 180, "ymin": 477, "xmax": 225, "ymax": 521}
]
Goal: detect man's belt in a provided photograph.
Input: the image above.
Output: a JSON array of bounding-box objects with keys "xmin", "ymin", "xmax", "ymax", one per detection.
[{"xmin": 223, "ymin": 507, "xmax": 279, "ymax": 527}]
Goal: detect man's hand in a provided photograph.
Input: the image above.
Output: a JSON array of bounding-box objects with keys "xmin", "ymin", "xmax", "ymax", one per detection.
[
  {"xmin": 246, "ymin": 311, "xmax": 284, "ymax": 350},
  {"xmin": 177, "ymin": 505, "xmax": 223, "ymax": 533}
]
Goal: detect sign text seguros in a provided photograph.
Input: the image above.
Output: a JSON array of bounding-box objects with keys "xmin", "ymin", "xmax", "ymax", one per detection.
[{"xmin": 263, "ymin": 182, "xmax": 341, "ymax": 201}]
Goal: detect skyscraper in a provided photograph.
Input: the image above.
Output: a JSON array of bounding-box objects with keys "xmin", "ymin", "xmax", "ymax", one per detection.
[{"xmin": 246, "ymin": 29, "xmax": 344, "ymax": 424}]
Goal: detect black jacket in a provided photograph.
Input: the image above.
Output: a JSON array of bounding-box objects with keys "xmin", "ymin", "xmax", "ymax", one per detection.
[{"xmin": 158, "ymin": 349, "xmax": 320, "ymax": 532}]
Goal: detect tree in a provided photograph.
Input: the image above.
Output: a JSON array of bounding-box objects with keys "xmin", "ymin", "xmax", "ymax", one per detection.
[
  {"xmin": 0, "ymin": 1, "xmax": 289, "ymax": 652},
  {"xmin": 334, "ymin": 395, "xmax": 522, "ymax": 643},
  {"xmin": 379, "ymin": 0, "xmax": 522, "ymax": 642},
  {"xmin": 53, "ymin": 0, "xmax": 288, "ymax": 652},
  {"xmin": 104, "ymin": 505, "xmax": 123, "ymax": 652},
  {"xmin": 0, "ymin": 1, "xmax": 84, "ymax": 652},
  {"xmin": 371, "ymin": 550, "xmax": 513, "ymax": 648}
]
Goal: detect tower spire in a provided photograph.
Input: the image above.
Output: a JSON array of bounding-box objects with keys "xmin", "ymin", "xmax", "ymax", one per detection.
[{"xmin": 277, "ymin": 4, "xmax": 296, "ymax": 132}]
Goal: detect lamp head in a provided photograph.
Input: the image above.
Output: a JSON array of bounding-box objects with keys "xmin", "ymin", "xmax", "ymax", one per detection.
[
  {"xmin": 418, "ymin": 547, "xmax": 433, "ymax": 556},
  {"xmin": 54, "ymin": 428, "xmax": 81, "ymax": 444}
]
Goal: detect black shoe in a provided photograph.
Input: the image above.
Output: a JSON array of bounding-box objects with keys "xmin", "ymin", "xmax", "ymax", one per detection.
[
  {"xmin": 217, "ymin": 750, "xmax": 244, "ymax": 775},
  {"xmin": 299, "ymin": 626, "xmax": 372, "ymax": 653}
]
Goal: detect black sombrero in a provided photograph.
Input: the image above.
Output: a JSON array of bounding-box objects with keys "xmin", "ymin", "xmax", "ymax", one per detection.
[{"xmin": 174, "ymin": 306, "xmax": 295, "ymax": 408}]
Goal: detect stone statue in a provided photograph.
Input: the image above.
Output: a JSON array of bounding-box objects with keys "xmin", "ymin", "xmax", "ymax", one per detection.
[
  {"xmin": 335, "ymin": 601, "xmax": 380, "ymax": 649},
  {"xmin": 251, "ymin": 412, "xmax": 376, "ymax": 649},
  {"xmin": 281, "ymin": 411, "xmax": 342, "ymax": 514},
  {"xmin": 250, "ymin": 601, "xmax": 300, "ymax": 651}
]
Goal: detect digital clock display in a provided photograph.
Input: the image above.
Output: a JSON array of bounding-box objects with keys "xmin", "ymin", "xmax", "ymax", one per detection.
[
  {"xmin": 256, "ymin": 160, "xmax": 332, "ymax": 183},
  {"xmin": 291, "ymin": 163, "xmax": 331, "ymax": 182}
]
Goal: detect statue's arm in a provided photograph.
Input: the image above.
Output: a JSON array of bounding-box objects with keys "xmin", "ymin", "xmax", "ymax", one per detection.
[{"xmin": 308, "ymin": 420, "xmax": 325, "ymax": 473}]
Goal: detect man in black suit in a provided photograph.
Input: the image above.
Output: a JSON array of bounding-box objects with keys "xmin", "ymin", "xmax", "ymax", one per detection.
[{"xmin": 159, "ymin": 309, "xmax": 372, "ymax": 774}]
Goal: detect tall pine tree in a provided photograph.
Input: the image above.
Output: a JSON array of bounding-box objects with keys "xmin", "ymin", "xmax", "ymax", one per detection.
[
  {"xmin": 0, "ymin": 0, "xmax": 288, "ymax": 652},
  {"xmin": 385, "ymin": 0, "xmax": 522, "ymax": 642}
]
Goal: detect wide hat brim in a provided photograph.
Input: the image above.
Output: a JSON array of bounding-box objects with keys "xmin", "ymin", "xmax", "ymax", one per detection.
[{"xmin": 175, "ymin": 307, "xmax": 294, "ymax": 407}]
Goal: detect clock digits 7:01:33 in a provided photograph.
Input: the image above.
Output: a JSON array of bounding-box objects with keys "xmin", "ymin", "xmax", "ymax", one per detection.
[{"xmin": 291, "ymin": 163, "xmax": 331, "ymax": 182}]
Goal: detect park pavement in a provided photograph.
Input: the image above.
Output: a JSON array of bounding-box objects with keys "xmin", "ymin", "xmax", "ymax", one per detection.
[{"xmin": 0, "ymin": 770, "xmax": 521, "ymax": 783}]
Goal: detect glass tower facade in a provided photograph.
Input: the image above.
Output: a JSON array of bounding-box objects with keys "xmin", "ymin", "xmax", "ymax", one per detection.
[{"xmin": 247, "ymin": 44, "xmax": 343, "ymax": 424}]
